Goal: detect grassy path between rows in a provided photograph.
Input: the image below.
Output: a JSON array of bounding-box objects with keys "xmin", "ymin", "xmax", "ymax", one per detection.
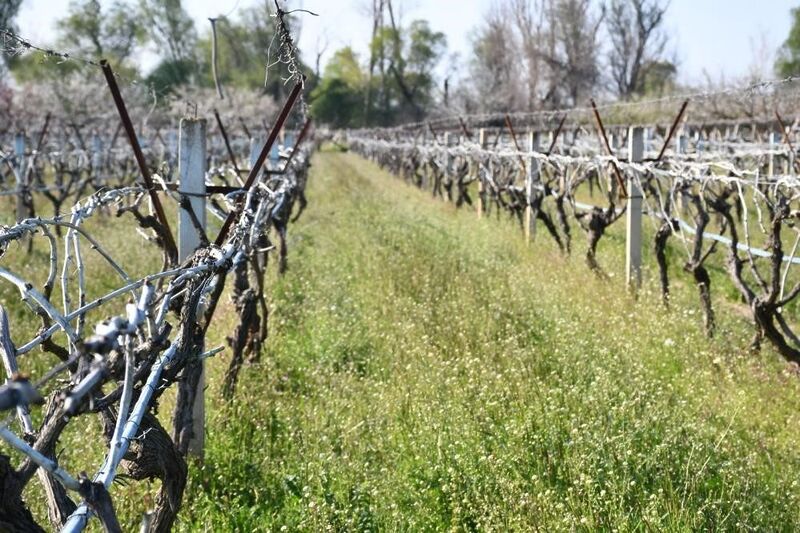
[{"xmin": 179, "ymin": 150, "xmax": 800, "ymax": 531}]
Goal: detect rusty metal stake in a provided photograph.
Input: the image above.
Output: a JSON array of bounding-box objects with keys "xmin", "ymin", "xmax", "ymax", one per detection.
[
  {"xmin": 70, "ymin": 122, "xmax": 87, "ymax": 151},
  {"xmin": 239, "ymin": 117, "xmax": 252, "ymax": 140},
  {"xmin": 775, "ymin": 110, "xmax": 800, "ymax": 173},
  {"xmin": 504, "ymin": 114, "xmax": 527, "ymax": 174},
  {"xmin": 590, "ymin": 99, "xmax": 628, "ymax": 199},
  {"xmin": 35, "ymin": 113, "xmax": 51, "ymax": 153},
  {"xmin": 546, "ymin": 115, "xmax": 567, "ymax": 156},
  {"xmin": 427, "ymin": 122, "xmax": 440, "ymax": 144},
  {"xmin": 23, "ymin": 111, "xmax": 52, "ymax": 184},
  {"xmin": 280, "ymin": 118, "xmax": 312, "ymax": 172},
  {"xmin": 109, "ymin": 122, "xmax": 123, "ymax": 150},
  {"xmin": 654, "ymin": 100, "xmax": 689, "ymax": 162},
  {"xmin": 101, "ymin": 59, "xmax": 178, "ymax": 262},
  {"xmin": 215, "ymin": 80, "xmax": 304, "ymax": 246},
  {"xmin": 459, "ymin": 117, "xmax": 472, "ymax": 141},
  {"xmin": 213, "ymin": 108, "xmax": 243, "ymax": 185},
  {"xmin": 209, "ymin": 18, "xmax": 224, "ymax": 100}
]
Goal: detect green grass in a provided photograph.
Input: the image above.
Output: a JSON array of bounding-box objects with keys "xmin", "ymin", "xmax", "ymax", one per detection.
[
  {"xmin": 181, "ymin": 151, "xmax": 800, "ymax": 530},
  {"xmin": 7, "ymin": 151, "xmax": 800, "ymax": 530}
]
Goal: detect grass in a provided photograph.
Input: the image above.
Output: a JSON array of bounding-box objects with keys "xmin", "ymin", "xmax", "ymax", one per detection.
[
  {"xmin": 6, "ymin": 150, "xmax": 800, "ymax": 530},
  {"xmin": 184, "ymin": 151, "xmax": 800, "ymax": 530}
]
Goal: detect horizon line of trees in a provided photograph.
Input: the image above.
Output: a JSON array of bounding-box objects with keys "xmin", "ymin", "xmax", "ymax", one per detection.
[
  {"xmin": 2, "ymin": 0, "xmax": 310, "ymax": 105},
  {"xmin": 3, "ymin": 0, "xmax": 800, "ymax": 129},
  {"xmin": 313, "ymin": 0, "xmax": 677, "ymax": 128}
]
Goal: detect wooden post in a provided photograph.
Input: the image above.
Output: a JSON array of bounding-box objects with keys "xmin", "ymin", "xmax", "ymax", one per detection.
[
  {"xmin": 178, "ymin": 118, "xmax": 207, "ymax": 459},
  {"xmin": 14, "ymin": 133, "xmax": 26, "ymax": 222},
  {"xmin": 524, "ymin": 131, "xmax": 540, "ymax": 244},
  {"xmin": 769, "ymin": 131, "xmax": 777, "ymax": 178},
  {"xmin": 626, "ymin": 126, "xmax": 644, "ymax": 291},
  {"xmin": 477, "ymin": 128, "xmax": 486, "ymax": 219}
]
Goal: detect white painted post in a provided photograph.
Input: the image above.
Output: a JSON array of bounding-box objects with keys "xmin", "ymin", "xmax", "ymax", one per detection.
[
  {"xmin": 782, "ymin": 128, "xmax": 791, "ymax": 174},
  {"xmin": 270, "ymin": 132, "xmax": 281, "ymax": 166},
  {"xmin": 769, "ymin": 132, "xmax": 777, "ymax": 178},
  {"xmin": 524, "ymin": 131, "xmax": 540, "ymax": 244},
  {"xmin": 91, "ymin": 133, "xmax": 103, "ymax": 187},
  {"xmin": 166, "ymin": 129, "xmax": 178, "ymax": 170},
  {"xmin": 477, "ymin": 128, "xmax": 486, "ymax": 219},
  {"xmin": 626, "ymin": 127, "xmax": 644, "ymax": 291},
  {"xmin": 677, "ymin": 131, "xmax": 688, "ymax": 154},
  {"xmin": 178, "ymin": 118, "xmax": 207, "ymax": 459},
  {"xmin": 249, "ymin": 137, "xmax": 261, "ymax": 169},
  {"xmin": 443, "ymin": 132, "xmax": 451, "ymax": 202},
  {"xmin": 676, "ymin": 131, "xmax": 688, "ymax": 215},
  {"xmin": 14, "ymin": 133, "xmax": 26, "ymax": 222}
]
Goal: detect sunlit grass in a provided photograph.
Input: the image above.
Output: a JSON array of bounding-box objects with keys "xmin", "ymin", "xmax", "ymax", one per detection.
[{"xmin": 176, "ymin": 151, "xmax": 800, "ymax": 530}]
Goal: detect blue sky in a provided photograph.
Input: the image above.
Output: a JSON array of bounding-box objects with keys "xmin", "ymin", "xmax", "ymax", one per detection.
[{"xmin": 14, "ymin": 0, "xmax": 798, "ymax": 85}]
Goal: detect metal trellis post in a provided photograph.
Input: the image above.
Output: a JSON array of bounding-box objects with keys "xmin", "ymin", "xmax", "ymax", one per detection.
[
  {"xmin": 626, "ymin": 127, "xmax": 644, "ymax": 291},
  {"xmin": 524, "ymin": 131, "xmax": 540, "ymax": 244},
  {"xmin": 178, "ymin": 118, "xmax": 208, "ymax": 459},
  {"xmin": 478, "ymin": 128, "xmax": 486, "ymax": 219},
  {"xmin": 14, "ymin": 133, "xmax": 26, "ymax": 222}
]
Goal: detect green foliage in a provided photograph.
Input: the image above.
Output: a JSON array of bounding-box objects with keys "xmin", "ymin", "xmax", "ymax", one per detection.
[
  {"xmin": 9, "ymin": 0, "xmax": 145, "ymax": 80},
  {"xmin": 406, "ymin": 19, "xmax": 447, "ymax": 88},
  {"xmin": 7, "ymin": 53, "xmax": 82, "ymax": 82},
  {"xmin": 0, "ymin": 0, "xmax": 21, "ymax": 30},
  {"xmin": 138, "ymin": 0, "xmax": 196, "ymax": 63},
  {"xmin": 366, "ymin": 19, "xmax": 446, "ymax": 125},
  {"xmin": 311, "ymin": 48, "xmax": 364, "ymax": 128},
  {"xmin": 145, "ymin": 58, "xmax": 197, "ymax": 96},
  {"xmin": 56, "ymin": 0, "xmax": 145, "ymax": 65},
  {"xmin": 776, "ymin": 7, "xmax": 800, "ymax": 77},
  {"xmin": 0, "ymin": 0, "xmax": 22, "ymax": 73},
  {"xmin": 638, "ymin": 59, "xmax": 677, "ymax": 96},
  {"xmin": 311, "ymin": 78, "xmax": 363, "ymax": 129},
  {"xmin": 192, "ymin": 5, "xmax": 311, "ymax": 98},
  {"xmin": 6, "ymin": 0, "xmax": 317, "ymax": 98},
  {"xmin": 312, "ymin": 19, "xmax": 446, "ymax": 128}
]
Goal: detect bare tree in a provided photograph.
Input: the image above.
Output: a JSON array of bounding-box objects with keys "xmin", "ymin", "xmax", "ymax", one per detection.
[
  {"xmin": 511, "ymin": 0, "xmax": 547, "ymax": 110},
  {"xmin": 541, "ymin": 0, "xmax": 605, "ymax": 107},
  {"xmin": 364, "ymin": 0, "xmax": 385, "ymax": 124},
  {"xmin": 0, "ymin": 0, "xmax": 22, "ymax": 73},
  {"xmin": 469, "ymin": 3, "xmax": 525, "ymax": 112},
  {"xmin": 606, "ymin": 0, "xmax": 670, "ymax": 99},
  {"xmin": 56, "ymin": 0, "xmax": 144, "ymax": 64},
  {"xmin": 138, "ymin": 0, "xmax": 197, "ymax": 63}
]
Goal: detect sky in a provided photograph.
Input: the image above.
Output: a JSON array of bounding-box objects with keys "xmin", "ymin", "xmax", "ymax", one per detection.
[{"xmin": 14, "ymin": 0, "xmax": 799, "ymax": 85}]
